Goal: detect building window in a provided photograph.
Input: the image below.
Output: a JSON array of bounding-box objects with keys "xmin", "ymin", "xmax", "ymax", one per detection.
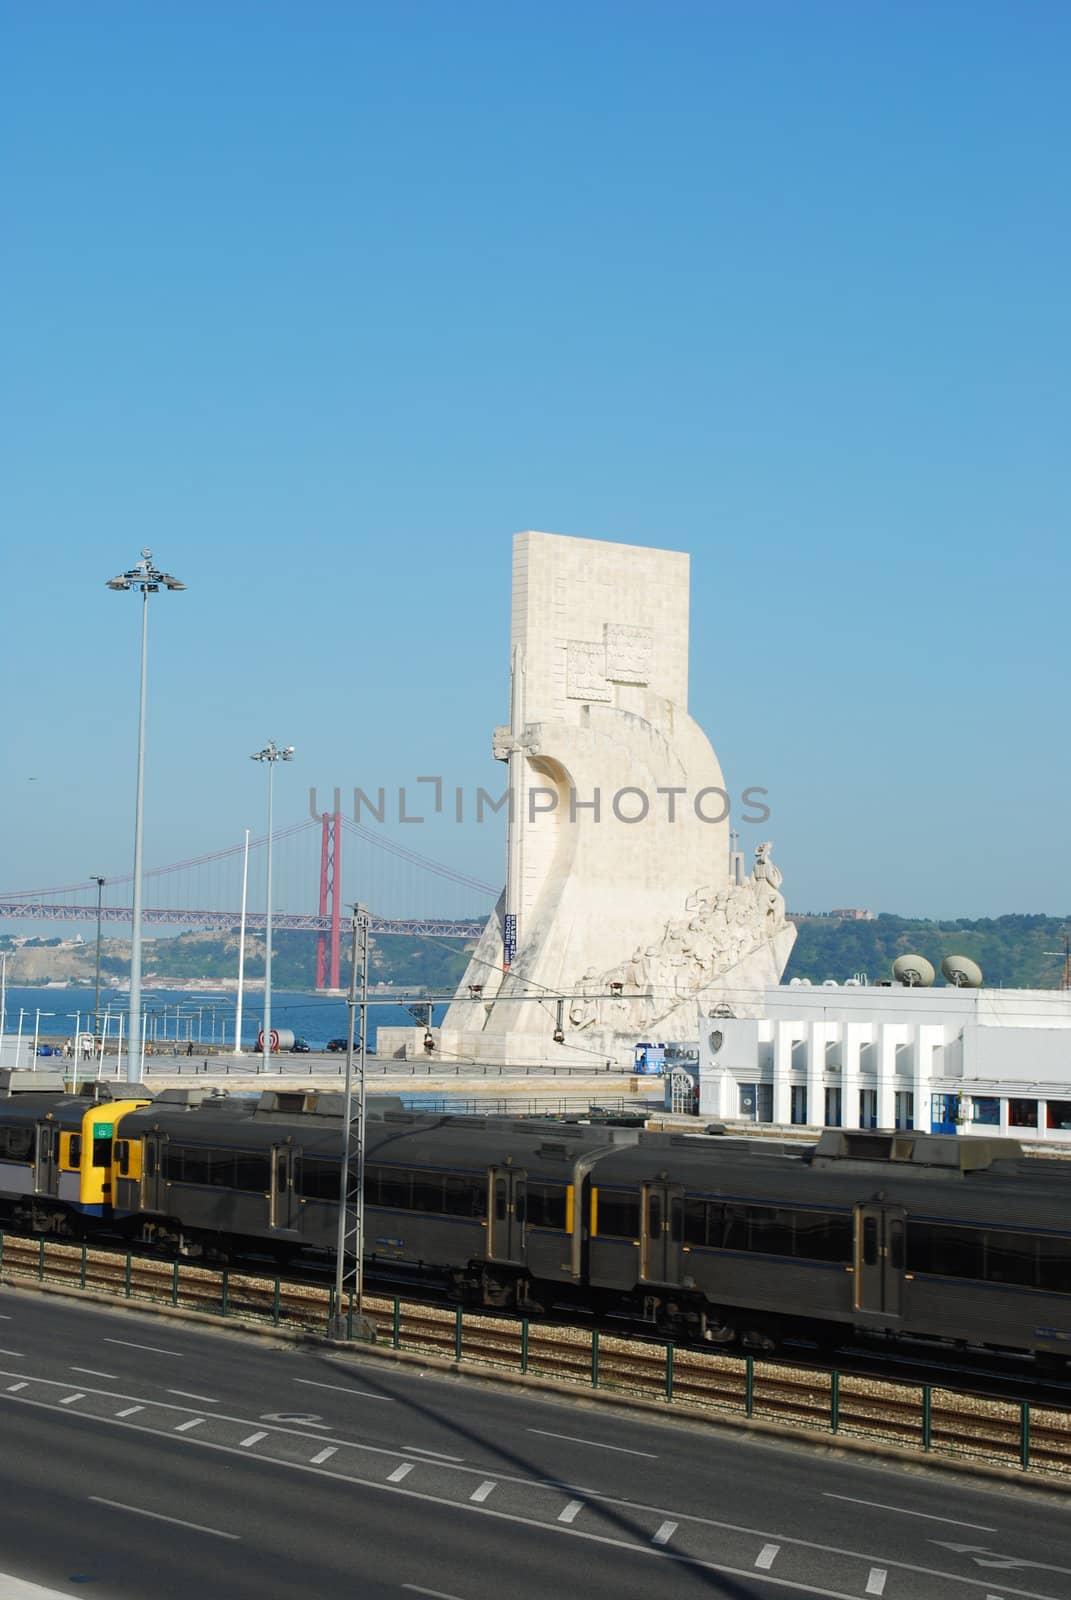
[
  {"xmin": 1009, "ymin": 1098, "xmax": 1038, "ymax": 1129},
  {"xmin": 1046, "ymin": 1100, "xmax": 1071, "ymax": 1131},
  {"xmin": 738, "ymin": 1085, "xmax": 758, "ymax": 1121},
  {"xmin": 971, "ymin": 1097, "xmax": 1000, "ymax": 1126},
  {"xmin": 824, "ymin": 1088, "xmax": 842, "ymax": 1128},
  {"xmin": 894, "ymin": 1091, "xmax": 914, "ymax": 1131},
  {"xmin": 859, "ymin": 1089, "xmax": 877, "ymax": 1129},
  {"xmin": 790, "ymin": 1086, "xmax": 808, "ymax": 1125},
  {"xmin": 757, "ymin": 1084, "xmax": 773, "ymax": 1123}
]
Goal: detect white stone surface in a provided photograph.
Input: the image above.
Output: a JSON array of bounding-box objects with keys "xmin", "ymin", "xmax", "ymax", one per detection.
[{"xmin": 440, "ymin": 530, "xmax": 795, "ymax": 1067}]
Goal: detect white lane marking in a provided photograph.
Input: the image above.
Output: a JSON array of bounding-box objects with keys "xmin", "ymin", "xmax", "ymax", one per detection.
[
  {"xmin": 115, "ymin": 1405, "xmax": 144, "ymax": 1418},
  {"xmin": 90, "ymin": 1496, "xmax": 238, "ymax": 1540},
  {"xmin": 470, "ymin": 1481, "xmax": 496, "ymax": 1503},
  {"xmin": 756, "ymin": 1544, "xmax": 780, "ymax": 1570},
  {"xmin": 294, "ymin": 1377, "xmax": 393, "ymax": 1401},
  {"xmin": 174, "ymin": 1418, "xmax": 204, "ymax": 1433},
  {"xmin": 652, "ymin": 1521, "xmax": 677, "ymax": 1546},
  {"xmin": 0, "ymin": 1349, "xmax": 24, "ymax": 1358},
  {"xmin": 71, "ymin": 1368, "xmax": 117, "ymax": 1379},
  {"xmin": 558, "ymin": 1500, "xmax": 584, "ymax": 1524},
  {"xmin": 866, "ymin": 1571, "xmax": 887, "ymax": 1597},
  {"xmin": 528, "ymin": 1428, "xmax": 657, "ymax": 1459},
  {"xmin": 403, "ymin": 1588, "xmax": 467, "ymax": 1600},
  {"xmin": 824, "ymin": 1493, "xmax": 997, "ymax": 1532},
  {"xmin": 59, "ymin": 1393, "xmax": 85, "ymax": 1406},
  {"xmin": 310, "ymin": 1447, "xmax": 337, "ymax": 1465},
  {"xmin": 404, "ymin": 1446, "xmax": 464, "ymax": 1462},
  {"xmin": 388, "ymin": 1463, "xmax": 414, "ymax": 1483},
  {"xmin": 168, "ymin": 1389, "xmax": 219, "ymax": 1403},
  {"xmin": 6, "ymin": 1382, "xmax": 28, "ymax": 1392},
  {"xmin": 0, "ymin": 1313, "xmax": 11, "ymax": 1318},
  {"xmin": 104, "ymin": 1337, "xmax": 183, "ymax": 1357},
  {"xmin": 3, "ymin": 1399, "xmax": 1054, "ymax": 1600},
  {"xmin": 239, "ymin": 1430, "xmax": 268, "ymax": 1448}
]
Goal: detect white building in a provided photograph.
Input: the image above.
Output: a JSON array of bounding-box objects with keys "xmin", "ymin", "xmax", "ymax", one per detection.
[{"xmin": 698, "ymin": 983, "xmax": 1071, "ymax": 1143}]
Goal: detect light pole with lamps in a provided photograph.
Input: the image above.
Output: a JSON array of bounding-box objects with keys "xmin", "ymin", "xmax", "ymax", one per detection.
[
  {"xmin": 107, "ymin": 549, "xmax": 185, "ymax": 1084},
  {"xmin": 251, "ymin": 741, "xmax": 294, "ymax": 1073},
  {"xmin": 90, "ymin": 875, "xmax": 106, "ymax": 1036}
]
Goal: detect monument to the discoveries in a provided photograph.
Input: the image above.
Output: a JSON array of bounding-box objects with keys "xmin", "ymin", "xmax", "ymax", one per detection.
[{"xmin": 435, "ymin": 530, "xmax": 796, "ymax": 1067}]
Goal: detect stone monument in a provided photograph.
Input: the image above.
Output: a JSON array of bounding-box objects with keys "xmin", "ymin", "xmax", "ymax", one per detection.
[{"xmin": 430, "ymin": 530, "xmax": 795, "ymax": 1067}]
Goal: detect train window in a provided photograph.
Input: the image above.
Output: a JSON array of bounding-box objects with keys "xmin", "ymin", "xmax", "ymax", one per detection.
[
  {"xmin": 647, "ymin": 1193, "xmax": 661, "ymax": 1237},
  {"xmin": 682, "ymin": 1198, "xmax": 710, "ymax": 1246},
  {"xmin": 301, "ymin": 1158, "xmax": 339, "ymax": 1201},
  {"xmin": 596, "ymin": 1191, "xmax": 640, "ymax": 1239},
  {"xmin": 494, "ymin": 1179, "xmax": 507, "ymax": 1222},
  {"xmin": 114, "ymin": 1141, "xmax": 128, "ymax": 1176},
  {"xmin": 92, "ymin": 1134, "xmax": 112, "ymax": 1169},
  {"xmin": 793, "ymin": 1212, "xmax": 852, "ymax": 1263},
  {"xmin": 145, "ymin": 1143, "xmax": 158, "ymax": 1179},
  {"xmin": 669, "ymin": 1197, "xmax": 682, "ymax": 1244},
  {"xmin": 986, "ymin": 1232, "xmax": 1039, "ymax": 1288},
  {"xmin": 1037, "ymin": 1237, "xmax": 1071, "ymax": 1295},
  {"xmin": 378, "ymin": 1169, "xmax": 412, "ymax": 1211},
  {"xmin": 888, "ymin": 1219, "xmax": 905, "ymax": 1271},
  {"xmin": 514, "ymin": 1186, "xmax": 526, "ymax": 1225},
  {"xmin": 907, "ymin": 1223, "xmax": 983, "ymax": 1280},
  {"xmin": 233, "ymin": 1154, "xmax": 271, "ymax": 1193},
  {"xmin": 69, "ymin": 1134, "xmax": 83, "ymax": 1169},
  {"xmin": 862, "ymin": 1217, "xmax": 878, "ymax": 1267},
  {"xmin": 748, "ymin": 1208, "xmax": 795, "ymax": 1257},
  {"xmin": 443, "ymin": 1175, "xmax": 488, "ymax": 1219},
  {"xmin": 526, "ymin": 1183, "xmax": 566, "ymax": 1229},
  {"xmin": 412, "ymin": 1176, "xmax": 445, "ymax": 1213},
  {"xmin": 0, "ymin": 1127, "xmax": 33, "ymax": 1163}
]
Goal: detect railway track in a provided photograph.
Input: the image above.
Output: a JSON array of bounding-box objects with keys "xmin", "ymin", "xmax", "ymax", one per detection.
[{"xmin": 2, "ymin": 1232, "xmax": 1069, "ymax": 1483}]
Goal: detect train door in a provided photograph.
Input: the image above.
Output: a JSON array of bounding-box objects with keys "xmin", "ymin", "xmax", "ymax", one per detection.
[
  {"xmin": 141, "ymin": 1134, "xmax": 166, "ymax": 1212},
  {"xmin": 488, "ymin": 1167, "xmax": 526, "ymax": 1262},
  {"xmin": 640, "ymin": 1183, "xmax": 683, "ymax": 1284},
  {"xmin": 33, "ymin": 1122, "xmax": 60, "ymax": 1198},
  {"xmin": 853, "ymin": 1204, "xmax": 906, "ymax": 1317},
  {"xmin": 270, "ymin": 1146, "xmax": 297, "ymax": 1230}
]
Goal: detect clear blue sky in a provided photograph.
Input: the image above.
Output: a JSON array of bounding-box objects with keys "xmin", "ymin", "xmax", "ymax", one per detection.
[{"xmin": 2, "ymin": 1, "xmax": 1068, "ymax": 921}]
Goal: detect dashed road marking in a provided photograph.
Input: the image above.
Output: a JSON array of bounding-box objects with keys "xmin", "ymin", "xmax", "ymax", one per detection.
[
  {"xmin": 71, "ymin": 1368, "xmax": 117, "ymax": 1379},
  {"xmin": 174, "ymin": 1418, "xmax": 204, "ymax": 1433},
  {"xmin": 0, "ymin": 1350, "xmax": 24, "ymax": 1359},
  {"xmin": 756, "ymin": 1544, "xmax": 780, "ymax": 1570},
  {"xmin": 90, "ymin": 1496, "xmax": 238, "ymax": 1540},
  {"xmin": 294, "ymin": 1377, "xmax": 393, "ymax": 1401},
  {"xmin": 310, "ymin": 1447, "xmax": 337, "ymax": 1465},
  {"xmin": 558, "ymin": 1501, "xmax": 584, "ymax": 1525},
  {"xmin": 823, "ymin": 1493, "xmax": 997, "ymax": 1532},
  {"xmin": 104, "ymin": 1338, "xmax": 183, "ymax": 1357},
  {"xmin": 652, "ymin": 1521, "xmax": 677, "ymax": 1546},
  {"xmin": 470, "ymin": 1482, "xmax": 496, "ymax": 1503},
  {"xmin": 528, "ymin": 1428, "xmax": 657, "ymax": 1459},
  {"xmin": 59, "ymin": 1393, "xmax": 85, "ymax": 1406},
  {"xmin": 168, "ymin": 1390, "xmax": 218, "ymax": 1404},
  {"xmin": 5, "ymin": 1382, "xmax": 28, "ymax": 1393},
  {"xmin": 388, "ymin": 1463, "xmax": 414, "ymax": 1483},
  {"xmin": 866, "ymin": 1570, "xmax": 887, "ymax": 1596},
  {"xmin": 403, "ymin": 1587, "xmax": 467, "ymax": 1600},
  {"xmin": 404, "ymin": 1446, "xmax": 463, "ymax": 1462},
  {"xmin": 115, "ymin": 1405, "xmax": 143, "ymax": 1418},
  {"xmin": 239, "ymin": 1431, "xmax": 268, "ymax": 1448}
]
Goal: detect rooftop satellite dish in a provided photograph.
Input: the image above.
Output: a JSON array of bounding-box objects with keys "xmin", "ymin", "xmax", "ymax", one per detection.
[
  {"xmin": 942, "ymin": 954, "xmax": 983, "ymax": 988},
  {"xmin": 892, "ymin": 954, "xmax": 936, "ymax": 988}
]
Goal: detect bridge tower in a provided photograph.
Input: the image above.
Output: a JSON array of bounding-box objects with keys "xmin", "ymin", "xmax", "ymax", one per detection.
[{"xmin": 315, "ymin": 808, "xmax": 342, "ymax": 991}]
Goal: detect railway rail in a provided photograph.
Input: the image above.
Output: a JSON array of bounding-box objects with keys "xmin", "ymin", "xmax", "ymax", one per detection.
[{"xmin": 3, "ymin": 1232, "xmax": 1069, "ymax": 1484}]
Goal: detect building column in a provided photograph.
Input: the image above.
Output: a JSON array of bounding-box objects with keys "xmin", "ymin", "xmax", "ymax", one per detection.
[
  {"xmin": 841, "ymin": 1024, "xmax": 867, "ymax": 1130},
  {"xmin": 773, "ymin": 1021, "xmax": 794, "ymax": 1126},
  {"xmin": 808, "ymin": 1021, "xmax": 830, "ymax": 1130}
]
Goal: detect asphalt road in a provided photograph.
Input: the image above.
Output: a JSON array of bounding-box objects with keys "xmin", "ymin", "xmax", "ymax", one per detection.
[{"xmin": 0, "ymin": 1288, "xmax": 1068, "ymax": 1600}]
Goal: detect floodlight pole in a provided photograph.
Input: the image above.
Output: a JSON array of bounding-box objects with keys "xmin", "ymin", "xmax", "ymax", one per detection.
[{"xmin": 331, "ymin": 904, "xmax": 374, "ymax": 1341}]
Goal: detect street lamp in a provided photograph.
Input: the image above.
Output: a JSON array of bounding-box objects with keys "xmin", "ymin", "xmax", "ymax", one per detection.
[
  {"xmin": 251, "ymin": 740, "xmax": 294, "ymax": 1073},
  {"xmin": 107, "ymin": 549, "xmax": 185, "ymax": 1082},
  {"xmin": 90, "ymin": 875, "xmax": 106, "ymax": 1036}
]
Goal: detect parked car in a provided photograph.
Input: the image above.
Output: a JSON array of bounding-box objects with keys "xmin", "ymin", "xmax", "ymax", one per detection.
[
  {"xmin": 326, "ymin": 1038, "xmax": 348, "ymax": 1052},
  {"xmin": 290, "ymin": 1038, "xmax": 312, "ymax": 1053}
]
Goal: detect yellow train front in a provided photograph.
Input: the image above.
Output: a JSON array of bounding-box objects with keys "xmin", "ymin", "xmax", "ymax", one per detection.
[{"xmin": 0, "ymin": 1069, "xmax": 150, "ymax": 1234}]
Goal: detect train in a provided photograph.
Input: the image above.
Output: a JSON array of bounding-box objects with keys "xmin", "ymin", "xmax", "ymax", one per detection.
[{"xmin": 1, "ymin": 1067, "xmax": 1070, "ymax": 1369}]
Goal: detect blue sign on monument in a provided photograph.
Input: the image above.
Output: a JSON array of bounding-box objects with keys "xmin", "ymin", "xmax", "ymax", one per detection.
[{"xmin": 503, "ymin": 913, "xmax": 517, "ymax": 970}]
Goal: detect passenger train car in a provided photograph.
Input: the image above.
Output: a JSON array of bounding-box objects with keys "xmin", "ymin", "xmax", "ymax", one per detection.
[{"xmin": 1, "ymin": 1070, "xmax": 1070, "ymax": 1369}]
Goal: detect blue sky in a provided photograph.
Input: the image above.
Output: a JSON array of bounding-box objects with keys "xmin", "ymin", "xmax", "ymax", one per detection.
[{"xmin": 2, "ymin": 1, "xmax": 1069, "ymax": 923}]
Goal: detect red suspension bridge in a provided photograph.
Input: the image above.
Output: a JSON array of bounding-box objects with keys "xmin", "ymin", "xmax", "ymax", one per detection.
[{"xmin": 0, "ymin": 813, "xmax": 495, "ymax": 989}]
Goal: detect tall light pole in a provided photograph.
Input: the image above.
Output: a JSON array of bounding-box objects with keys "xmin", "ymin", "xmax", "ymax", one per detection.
[
  {"xmin": 233, "ymin": 827, "xmax": 250, "ymax": 1054},
  {"xmin": 90, "ymin": 875, "xmax": 106, "ymax": 1036},
  {"xmin": 107, "ymin": 549, "xmax": 185, "ymax": 1083},
  {"xmin": 332, "ymin": 904, "xmax": 374, "ymax": 1341},
  {"xmin": 251, "ymin": 741, "xmax": 294, "ymax": 1073}
]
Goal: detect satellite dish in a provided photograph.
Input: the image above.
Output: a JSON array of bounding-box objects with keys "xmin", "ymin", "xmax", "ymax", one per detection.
[
  {"xmin": 942, "ymin": 954, "xmax": 983, "ymax": 988},
  {"xmin": 892, "ymin": 954, "xmax": 936, "ymax": 988}
]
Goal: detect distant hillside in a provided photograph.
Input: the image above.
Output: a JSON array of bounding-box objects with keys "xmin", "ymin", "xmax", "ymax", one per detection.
[{"xmin": 784, "ymin": 914, "xmax": 1070, "ymax": 989}]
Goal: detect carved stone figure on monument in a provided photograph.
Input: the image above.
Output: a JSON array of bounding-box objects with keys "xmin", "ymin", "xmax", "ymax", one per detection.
[{"xmin": 568, "ymin": 968, "xmax": 600, "ymax": 1030}]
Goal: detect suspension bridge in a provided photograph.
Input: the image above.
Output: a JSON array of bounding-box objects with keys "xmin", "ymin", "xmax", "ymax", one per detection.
[{"xmin": 0, "ymin": 812, "xmax": 496, "ymax": 989}]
